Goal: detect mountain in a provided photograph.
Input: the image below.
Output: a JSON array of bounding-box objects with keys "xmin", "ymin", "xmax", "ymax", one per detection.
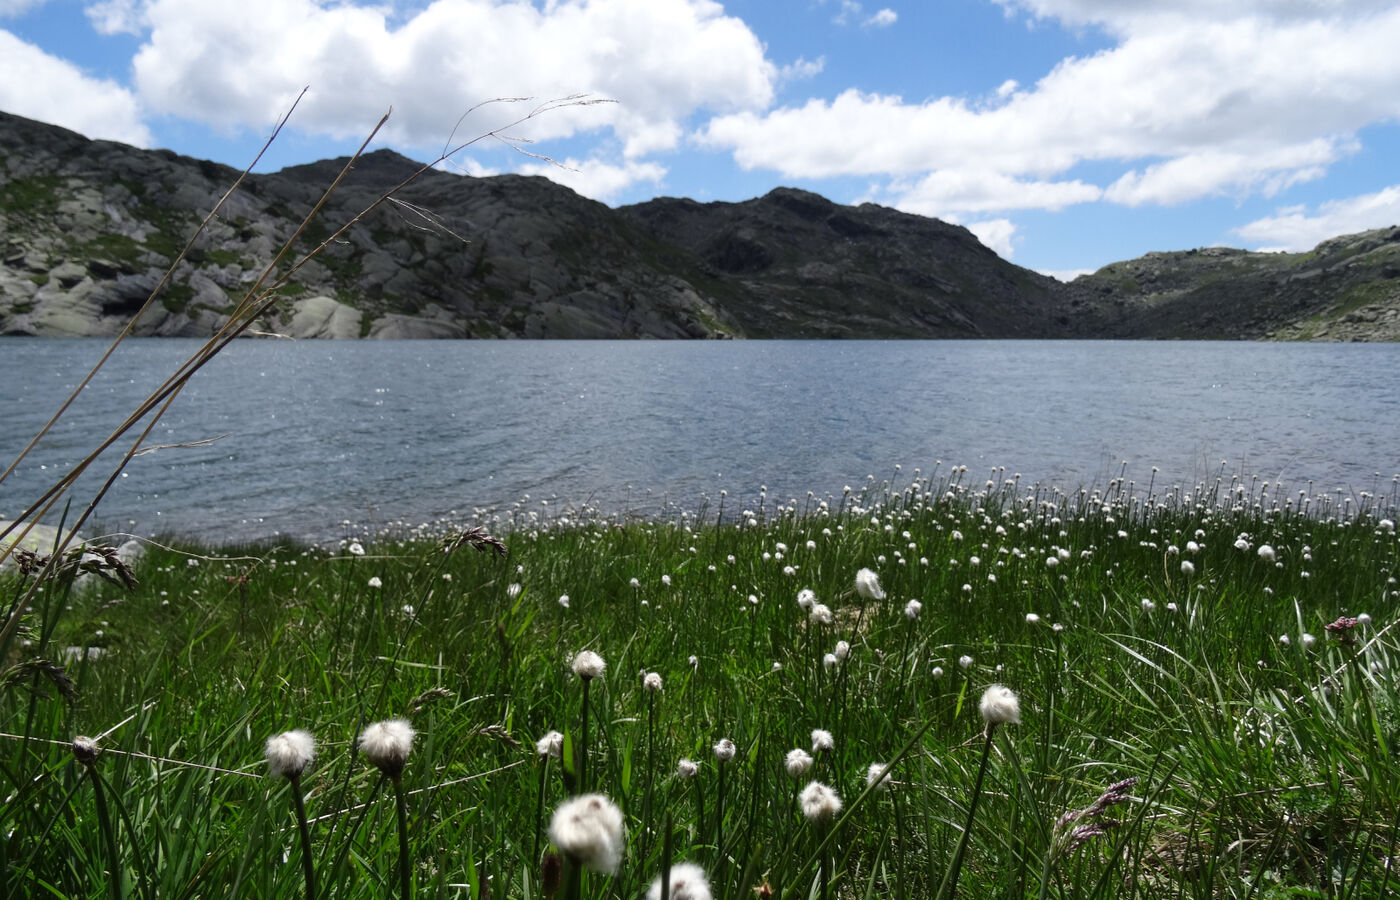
[{"xmin": 2, "ymin": 110, "xmax": 1398, "ymax": 340}]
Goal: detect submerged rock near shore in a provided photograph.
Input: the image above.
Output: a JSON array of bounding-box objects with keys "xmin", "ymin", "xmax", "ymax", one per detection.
[{"xmin": 2, "ymin": 110, "xmax": 1398, "ymax": 340}]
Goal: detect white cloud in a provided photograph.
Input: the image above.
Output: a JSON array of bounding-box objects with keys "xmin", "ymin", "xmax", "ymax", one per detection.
[
  {"xmin": 966, "ymin": 219, "xmax": 1017, "ymax": 258},
  {"xmin": 1105, "ymin": 140, "xmax": 1343, "ymax": 206},
  {"xmin": 439, "ymin": 155, "xmax": 500, "ymax": 178},
  {"xmin": 85, "ymin": 0, "xmax": 143, "ymax": 34},
  {"xmin": 1040, "ymin": 267, "xmax": 1094, "ymax": 282},
  {"xmin": 517, "ymin": 157, "xmax": 666, "ymax": 203},
  {"xmin": 1232, "ymin": 186, "xmax": 1400, "ymax": 251},
  {"xmin": 994, "ymin": 0, "xmax": 1400, "ymax": 31},
  {"xmin": 832, "ymin": 0, "xmax": 861, "ymax": 26},
  {"xmin": 124, "ymin": 0, "xmax": 775, "ymax": 157},
  {"xmin": 864, "ymin": 8, "xmax": 896, "ymax": 27},
  {"xmin": 0, "ymin": 0, "xmax": 47, "ymax": 17},
  {"xmin": 779, "ymin": 56, "xmax": 825, "ymax": 84},
  {"xmin": 698, "ymin": 6, "xmax": 1400, "ymax": 217},
  {"xmin": 894, "ymin": 168, "xmax": 1100, "ymax": 218},
  {"xmin": 0, "ymin": 30, "xmax": 152, "ymax": 145}
]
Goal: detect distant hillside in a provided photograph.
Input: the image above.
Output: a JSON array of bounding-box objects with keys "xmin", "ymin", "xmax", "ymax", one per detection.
[
  {"xmin": 1, "ymin": 110, "xmax": 1397, "ymax": 340},
  {"xmin": 1061, "ymin": 229, "xmax": 1400, "ymax": 341}
]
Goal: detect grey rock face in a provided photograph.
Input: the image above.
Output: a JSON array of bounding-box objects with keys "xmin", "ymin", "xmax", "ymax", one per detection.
[{"xmin": 4, "ymin": 110, "xmax": 1398, "ymax": 340}]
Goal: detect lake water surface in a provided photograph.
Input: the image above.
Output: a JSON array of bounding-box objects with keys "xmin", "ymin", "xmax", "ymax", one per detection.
[{"xmin": 1, "ymin": 339, "xmax": 1397, "ymax": 544}]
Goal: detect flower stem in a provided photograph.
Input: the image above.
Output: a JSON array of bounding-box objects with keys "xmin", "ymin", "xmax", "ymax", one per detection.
[
  {"xmin": 715, "ymin": 761, "xmax": 726, "ymax": 865},
  {"xmin": 564, "ymin": 857, "xmax": 582, "ymax": 900},
  {"xmin": 87, "ymin": 766, "xmax": 124, "ymax": 900},
  {"xmin": 643, "ymin": 693, "xmax": 656, "ymax": 860},
  {"xmin": 393, "ymin": 774, "xmax": 411, "ymax": 900},
  {"xmin": 939, "ymin": 723, "xmax": 997, "ymax": 900},
  {"xmin": 288, "ymin": 774, "xmax": 317, "ymax": 900},
  {"xmin": 534, "ymin": 757, "xmax": 549, "ymax": 864},
  {"xmin": 578, "ymin": 679, "xmax": 592, "ymax": 795}
]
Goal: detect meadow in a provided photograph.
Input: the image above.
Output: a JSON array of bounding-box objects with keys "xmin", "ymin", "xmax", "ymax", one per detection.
[{"xmin": 2, "ymin": 467, "xmax": 1397, "ymax": 899}]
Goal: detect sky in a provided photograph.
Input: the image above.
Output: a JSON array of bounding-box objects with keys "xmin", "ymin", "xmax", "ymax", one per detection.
[{"xmin": 2, "ymin": 1, "xmax": 1399, "ymax": 278}]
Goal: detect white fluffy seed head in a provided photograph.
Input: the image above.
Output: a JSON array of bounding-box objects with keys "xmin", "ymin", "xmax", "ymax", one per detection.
[
  {"xmin": 811, "ymin": 728, "xmax": 834, "ymax": 753},
  {"xmin": 549, "ymin": 793, "xmax": 626, "ymax": 874},
  {"xmin": 572, "ymin": 650, "xmax": 606, "ymax": 680},
  {"xmin": 713, "ymin": 738, "xmax": 736, "ymax": 762},
  {"xmin": 904, "ymin": 599, "xmax": 922, "ymax": 620},
  {"xmin": 866, "ymin": 762, "xmax": 893, "ymax": 792},
  {"xmin": 647, "ymin": 861, "xmax": 712, "ymax": 900},
  {"xmin": 536, "ymin": 730, "xmax": 564, "ymax": 759},
  {"xmin": 833, "ymin": 640, "xmax": 850, "ymax": 662},
  {"xmin": 265, "ymin": 729, "xmax": 316, "ymax": 779},
  {"xmin": 785, "ymin": 748, "xmax": 814, "ymax": 779},
  {"xmin": 979, "ymin": 684, "xmax": 1021, "ymax": 727},
  {"xmin": 677, "ymin": 758, "xmax": 699, "ymax": 779},
  {"xmin": 643, "ymin": 671, "xmax": 663, "ymax": 693},
  {"xmin": 958, "ymin": 654, "xmax": 974, "ymax": 670},
  {"xmin": 359, "ymin": 719, "xmax": 414, "ymax": 776},
  {"xmin": 854, "ymin": 568, "xmax": 885, "ymax": 600},
  {"xmin": 798, "ymin": 781, "xmax": 843, "ymax": 822},
  {"xmin": 809, "ymin": 604, "xmax": 833, "ymax": 626}
]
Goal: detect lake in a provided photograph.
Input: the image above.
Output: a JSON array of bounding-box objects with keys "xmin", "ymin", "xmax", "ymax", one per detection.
[{"xmin": 1, "ymin": 338, "xmax": 1397, "ymax": 545}]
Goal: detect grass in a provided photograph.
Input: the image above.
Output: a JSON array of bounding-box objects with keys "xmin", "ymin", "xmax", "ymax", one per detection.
[{"xmin": 1, "ymin": 470, "xmax": 1397, "ymax": 899}]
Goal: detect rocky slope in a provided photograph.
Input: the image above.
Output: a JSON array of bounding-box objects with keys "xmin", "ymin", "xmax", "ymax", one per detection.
[
  {"xmin": 1060, "ymin": 228, "xmax": 1400, "ymax": 341},
  {"xmin": 0, "ymin": 111, "xmax": 1075, "ymax": 340},
  {"xmin": 2, "ymin": 110, "xmax": 1398, "ymax": 340}
]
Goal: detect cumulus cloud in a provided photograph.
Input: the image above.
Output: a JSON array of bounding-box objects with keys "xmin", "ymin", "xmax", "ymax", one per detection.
[
  {"xmin": 865, "ymin": 8, "xmax": 897, "ymax": 27},
  {"xmin": 1232, "ymin": 186, "xmax": 1400, "ymax": 251},
  {"xmin": 517, "ymin": 157, "xmax": 666, "ymax": 203},
  {"xmin": 779, "ymin": 56, "xmax": 825, "ymax": 84},
  {"xmin": 122, "ymin": 0, "xmax": 775, "ymax": 159},
  {"xmin": 1105, "ymin": 140, "xmax": 1344, "ymax": 206},
  {"xmin": 895, "ymin": 168, "xmax": 1101, "ymax": 218},
  {"xmin": 0, "ymin": 30, "xmax": 152, "ymax": 145},
  {"xmin": 85, "ymin": 0, "xmax": 143, "ymax": 34},
  {"xmin": 966, "ymin": 219, "xmax": 1017, "ymax": 258},
  {"xmin": 698, "ymin": 4, "xmax": 1400, "ymax": 221}
]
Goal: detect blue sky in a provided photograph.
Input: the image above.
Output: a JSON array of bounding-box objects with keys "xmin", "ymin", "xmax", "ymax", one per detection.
[{"xmin": 2, "ymin": 0, "xmax": 1399, "ymax": 277}]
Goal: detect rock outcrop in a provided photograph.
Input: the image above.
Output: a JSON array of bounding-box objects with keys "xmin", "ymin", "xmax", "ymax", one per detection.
[
  {"xmin": 1059, "ymin": 228, "xmax": 1400, "ymax": 341},
  {"xmin": 2, "ymin": 110, "xmax": 1398, "ymax": 340}
]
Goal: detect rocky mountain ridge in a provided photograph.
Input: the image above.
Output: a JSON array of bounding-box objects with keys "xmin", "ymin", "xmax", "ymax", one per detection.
[{"xmin": 2, "ymin": 110, "xmax": 1398, "ymax": 340}]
